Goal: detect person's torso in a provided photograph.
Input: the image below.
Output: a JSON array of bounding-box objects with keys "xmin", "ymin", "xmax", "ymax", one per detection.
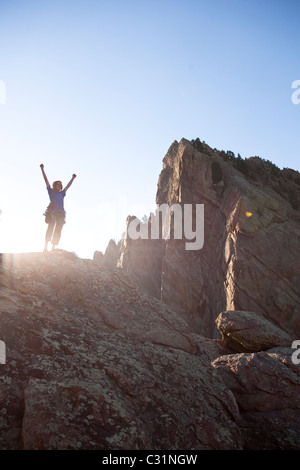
[{"xmin": 47, "ymin": 186, "xmax": 66, "ymax": 210}]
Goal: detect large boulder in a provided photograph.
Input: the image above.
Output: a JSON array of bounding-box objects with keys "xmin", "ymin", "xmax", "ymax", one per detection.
[
  {"xmin": 215, "ymin": 310, "xmax": 294, "ymax": 352},
  {"xmin": 212, "ymin": 348, "xmax": 300, "ymax": 449}
]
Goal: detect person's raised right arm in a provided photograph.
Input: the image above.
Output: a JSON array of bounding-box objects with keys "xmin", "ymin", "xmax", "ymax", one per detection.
[{"xmin": 40, "ymin": 164, "xmax": 50, "ymax": 187}]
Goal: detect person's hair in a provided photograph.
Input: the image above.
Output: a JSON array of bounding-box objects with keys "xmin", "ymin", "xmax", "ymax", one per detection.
[{"xmin": 52, "ymin": 180, "xmax": 63, "ymax": 189}]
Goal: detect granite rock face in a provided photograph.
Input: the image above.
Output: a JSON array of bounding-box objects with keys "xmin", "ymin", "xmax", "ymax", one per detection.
[
  {"xmin": 0, "ymin": 253, "xmax": 299, "ymax": 450},
  {"xmin": 118, "ymin": 138, "xmax": 300, "ymax": 339},
  {"xmin": 212, "ymin": 310, "xmax": 300, "ymax": 450},
  {"xmin": 212, "ymin": 347, "xmax": 300, "ymax": 450},
  {"xmin": 0, "ymin": 251, "xmax": 242, "ymax": 450}
]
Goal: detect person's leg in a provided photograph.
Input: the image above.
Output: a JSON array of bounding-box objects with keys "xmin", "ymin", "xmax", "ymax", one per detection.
[
  {"xmin": 45, "ymin": 221, "xmax": 55, "ymax": 251},
  {"xmin": 51, "ymin": 213, "xmax": 65, "ymax": 249}
]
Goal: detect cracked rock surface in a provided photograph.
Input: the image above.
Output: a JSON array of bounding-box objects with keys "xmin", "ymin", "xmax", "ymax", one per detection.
[{"xmin": 1, "ymin": 252, "xmax": 299, "ymax": 449}]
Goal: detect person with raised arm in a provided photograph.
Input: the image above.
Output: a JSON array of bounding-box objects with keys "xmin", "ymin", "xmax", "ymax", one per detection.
[{"xmin": 40, "ymin": 164, "xmax": 77, "ymax": 252}]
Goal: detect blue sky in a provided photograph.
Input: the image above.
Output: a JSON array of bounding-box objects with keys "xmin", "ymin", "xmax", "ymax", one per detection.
[{"xmin": 0, "ymin": 0, "xmax": 299, "ymax": 258}]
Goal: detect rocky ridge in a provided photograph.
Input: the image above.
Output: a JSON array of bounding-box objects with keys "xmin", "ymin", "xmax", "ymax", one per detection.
[
  {"xmin": 0, "ymin": 250, "xmax": 299, "ymax": 450},
  {"xmin": 1, "ymin": 137, "xmax": 300, "ymax": 450}
]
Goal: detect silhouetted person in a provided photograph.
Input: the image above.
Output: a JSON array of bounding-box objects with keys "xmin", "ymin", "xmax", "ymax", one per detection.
[{"xmin": 40, "ymin": 164, "xmax": 76, "ymax": 252}]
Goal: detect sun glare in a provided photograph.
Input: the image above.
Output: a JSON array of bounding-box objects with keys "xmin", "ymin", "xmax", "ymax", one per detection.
[
  {"xmin": 0, "ymin": 212, "xmax": 43, "ymax": 254},
  {"xmin": 0, "ymin": 211, "xmax": 109, "ymax": 260}
]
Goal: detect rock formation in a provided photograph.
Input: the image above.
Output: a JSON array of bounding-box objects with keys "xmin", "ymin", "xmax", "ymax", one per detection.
[
  {"xmin": 118, "ymin": 138, "xmax": 300, "ymax": 339},
  {"xmin": 0, "ymin": 137, "xmax": 299, "ymax": 450},
  {"xmin": 0, "ymin": 251, "xmax": 242, "ymax": 450},
  {"xmin": 0, "ymin": 251, "xmax": 299, "ymax": 450}
]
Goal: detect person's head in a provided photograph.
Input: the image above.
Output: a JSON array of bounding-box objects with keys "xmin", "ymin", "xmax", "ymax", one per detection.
[{"xmin": 52, "ymin": 180, "xmax": 63, "ymax": 192}]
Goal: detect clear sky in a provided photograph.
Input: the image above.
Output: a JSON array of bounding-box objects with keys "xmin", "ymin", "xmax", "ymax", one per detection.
[{"xmin": 0, "ymin": 0, "xmax": 299, "ymax": 259}]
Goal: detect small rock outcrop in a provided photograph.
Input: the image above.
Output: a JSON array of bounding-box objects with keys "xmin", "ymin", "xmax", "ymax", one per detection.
[{"xmin": 93, "ymin": 239, "xmax": 119, "ymax": 268}]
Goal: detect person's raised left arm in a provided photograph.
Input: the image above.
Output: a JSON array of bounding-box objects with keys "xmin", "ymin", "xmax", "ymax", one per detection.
[{"xmin": 64, "ymin": 174, "xmax": 77, "ymax": 192}]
